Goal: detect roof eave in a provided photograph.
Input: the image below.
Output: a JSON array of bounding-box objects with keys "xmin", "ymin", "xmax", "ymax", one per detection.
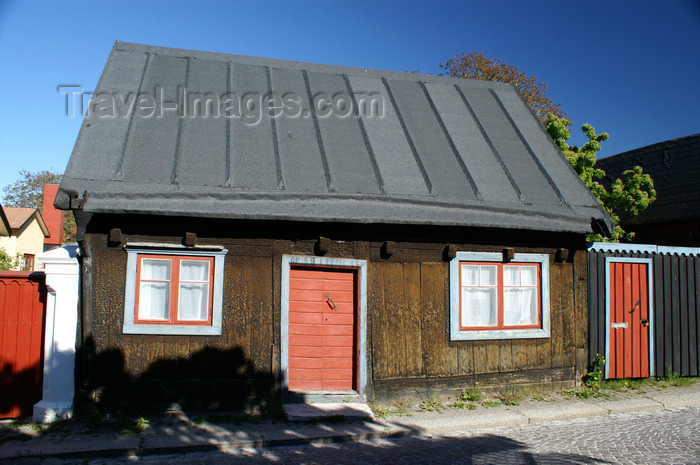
[{"xmin": 0, "ymin": 204, "xmax": 10, "ymax": 237}]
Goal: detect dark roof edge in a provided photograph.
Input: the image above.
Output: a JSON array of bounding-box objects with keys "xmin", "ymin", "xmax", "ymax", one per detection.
[
  {"xmin": 113, "ymin": 40, "xmax": 517, "ymax": 92},
  {"xmin": 588, "ymin": 241, "xmax": 700, "ymax": 256},
  {"xmin": 61, "ymin": 187, "xmax": 601, "ymax": 235},
  {"xmin": 597, "ymin": 132, "xmax": 700, "ymax": 164},
  {"xmin": 0, "ymin": 204, "xmax": 10, "ymax": 236}
]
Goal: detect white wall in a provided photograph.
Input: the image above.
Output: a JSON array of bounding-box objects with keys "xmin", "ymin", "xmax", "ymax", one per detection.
[{"xmin": 33, "ymin": 245, "xmax": 79, "ymax": 422}]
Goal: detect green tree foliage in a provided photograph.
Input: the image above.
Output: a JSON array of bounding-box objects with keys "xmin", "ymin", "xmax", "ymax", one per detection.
[
  {"xmin": 439, "ymin": 52, "xmax": 655, "ymax": 242},
  {"xmin": 440, "ymin": 51, "xmax": 565, "ymax": 125},
  {"xmin": 0, "ymin": 247, "xmax": 15, "ymax": 271},
  {"xmin": 546, "ymin": 115, "xmax": 656, "ymax": 242},
  {"xmin": 2, "ymin": 170, "xmax": 76, "ymax": 242}
]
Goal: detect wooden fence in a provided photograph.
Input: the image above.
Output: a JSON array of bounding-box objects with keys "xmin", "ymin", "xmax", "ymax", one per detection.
[
  {"xmin": 0, "ymin": 271, "xmax": 46, "ymax": 418},
  {"xmin": 589, "ymin": 243, "xmax": 699, "ymax": 378}
]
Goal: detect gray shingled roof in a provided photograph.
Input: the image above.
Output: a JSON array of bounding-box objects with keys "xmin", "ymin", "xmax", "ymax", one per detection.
[
  {"xmin": 597, "ymin": 133, "xmax": 700, "ymax": 225},
  {"xmin": 56, "ymin": 41, "xmax": 612, "ymax": 234}
]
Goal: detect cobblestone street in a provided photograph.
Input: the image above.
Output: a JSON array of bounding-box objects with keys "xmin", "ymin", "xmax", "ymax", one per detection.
[{"xmin": 61, "ymin": 406, "xmax": 698, "ymax": 465}]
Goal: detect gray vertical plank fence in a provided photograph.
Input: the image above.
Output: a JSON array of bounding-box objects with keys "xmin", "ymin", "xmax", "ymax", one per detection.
[{"xmin": 588, "ymin": 243, "xmax": 700, "ymax": 377}]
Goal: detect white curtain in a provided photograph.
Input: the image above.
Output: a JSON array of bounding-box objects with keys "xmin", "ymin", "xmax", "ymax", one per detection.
[
  {"xmin": 503, "ymin": 265, "xmax": 538, "ymax": 326},
  {"xmin": 461, "ymin": 288, "xmax": 497, "ymax": 326},
  {"xmin": 138, "ymin": 258, "xmax": 171, "ymax": 320},
  {"xmin": 178, "ymin": 260, "xmax": 210, "ymax": 321},
  {"xmin": 503, "ymin": 288, "xmax": 537, "ymax": 325},
  {"xmin": 461, "ymin": 264, "xmax": 498, "ymax": 326}
]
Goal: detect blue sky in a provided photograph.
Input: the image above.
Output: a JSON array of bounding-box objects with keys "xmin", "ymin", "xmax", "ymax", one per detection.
[{"xmin": 1, "ymin": 0, "xmax": 699, "ymax": 197}]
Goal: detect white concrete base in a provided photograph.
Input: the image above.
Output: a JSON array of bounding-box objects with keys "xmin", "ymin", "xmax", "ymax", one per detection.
[
  {"xmin": 284, "ymin": 402, "xmax": 374, "ymax": 421},
  {"xmin": 33, "ymin": 401, "xmax": 73, "ymax": 423},
  {"xmin": 33, "ymin": 246, "xmax": 79, "ymax": 424}
]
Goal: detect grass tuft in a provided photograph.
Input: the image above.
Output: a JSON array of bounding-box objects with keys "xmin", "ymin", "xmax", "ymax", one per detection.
[
  {"xmin": 417, "ymin": 396, "xmax": 444, "ymax": 412},
  {"xmin": 496, "ymin": 389, "xmax": 524, "ymax": 406},
  {"xmin": 370, "ymin": 401, "xmax": 412, "ymax": 419},
  {"xmin": 458, "ymin": 389, "xmax": 483, "ymax": 403},
  {"xmin": 658, "ymin": 371, "xmax": 696, "ymax": 388},
  {"xmin": 449, "ymin": 399, "xmax": 477, "ymax": 410}
]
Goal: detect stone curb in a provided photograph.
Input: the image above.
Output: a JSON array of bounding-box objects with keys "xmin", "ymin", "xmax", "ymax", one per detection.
[
  {"xmin": 2, "ymin": 386, "xmax": 699, "ymax": 460},
  {"xmin": 3, "ymin": 425, "xmax": 422, "ymax": 461}
]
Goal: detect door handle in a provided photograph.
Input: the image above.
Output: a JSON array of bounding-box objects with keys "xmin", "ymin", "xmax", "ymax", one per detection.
[
  {"xmin": 325, "ymin": 294, "xmax": 337, "ymax": 311},
  {"xmin": 630, "ymin": 300, "xmax": 640, "ymax": 313},
  {"xmin": 640, "ymin": 319, "xmax": 649, "ymax": 327}
]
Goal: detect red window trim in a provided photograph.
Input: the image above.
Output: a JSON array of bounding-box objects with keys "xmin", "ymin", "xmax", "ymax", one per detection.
[
  {"xmin": 23, "ymin": 254, "xmax": 35, "ymax": 271},
  {"xmin": 458, "ymin": 261, "xmax": 542, "ymax": 331},
  {"xmin": 133, "ymin": 254, "xmax": 214, "ymax": 326}
]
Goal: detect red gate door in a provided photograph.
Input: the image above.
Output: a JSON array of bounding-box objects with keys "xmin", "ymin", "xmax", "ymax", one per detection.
[
  {"xmin": 608, "ymin": 261, "xmax": 650, "ymax": 379},
  {"xmin": 0, "ymin": 272, "xmax": 46, "ymax": 418},
  {"xmin": 288, "ymin": 266, "xmax": 357, "ymax": 391}
]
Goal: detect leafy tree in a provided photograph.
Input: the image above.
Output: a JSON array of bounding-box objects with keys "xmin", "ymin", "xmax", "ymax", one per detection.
[
  {"xmin": 0, "ymin": 247, "xmax": 15, "ymax": 271},
  {"xmin": 438, "ymin": 52, "xmax": 655, "ymax": 242},
  {"xmin": 2, "ymin": 170, "xmax": 76, "ymax": 242},
  {"xmin": 440, "ymin": 51, "xmax": 565, "ymax": 125},
  {"xmin": 546, "ymin": 114, "xmax": 656, "ymax": 242}
]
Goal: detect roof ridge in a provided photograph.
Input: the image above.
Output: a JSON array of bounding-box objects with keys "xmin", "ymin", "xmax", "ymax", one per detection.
[
  {"xmin": 598, "ymin": 132, "xmax": 700, "ymax": 163},
  {"xmin": 112, "ymin": 40, "xmax": 517, "ymax": 91}
]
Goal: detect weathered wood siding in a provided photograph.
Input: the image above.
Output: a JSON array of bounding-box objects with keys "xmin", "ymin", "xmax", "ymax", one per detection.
[
  {"xmin": 369, "ymin": 247, "xmax": 588, "ymax": 396},
  {"xmin": 589, "ymin": 247, "xmax": 700, "ymax": 377},
  {"xmin": 82, "ymin": 214, "xmax": 589, "ymax": 408}
]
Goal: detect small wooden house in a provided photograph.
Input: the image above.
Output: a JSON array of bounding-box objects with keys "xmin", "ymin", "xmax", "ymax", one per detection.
[{"xmin": 56, "ymin": 42, "xmax": 612, "ymax": 410}]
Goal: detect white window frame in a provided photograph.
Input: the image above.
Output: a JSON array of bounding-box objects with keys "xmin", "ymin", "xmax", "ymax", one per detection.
[
  {"xmin": 123, "ymin": 243, "xmax": 227, "ymax": 335},
  {"xmin": 450, "ymin": 251, "xmax": 550, "ymax": 341}
]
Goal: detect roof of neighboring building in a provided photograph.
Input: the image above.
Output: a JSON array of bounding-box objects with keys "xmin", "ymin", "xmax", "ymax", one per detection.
[
  {"xmin": 0, "ymin": 204, "xmax": 10, "ymax": 236},
  {"xmin": 596, "ymin": 133, "xmax": 700, "ymax": 225},
  {"xmin": 56, "ymin": 41, "xmax": 612, "ymax": 235},
  {"xmin": 3, "ymin": 207, "xmax": 50, "ymax": 237}
]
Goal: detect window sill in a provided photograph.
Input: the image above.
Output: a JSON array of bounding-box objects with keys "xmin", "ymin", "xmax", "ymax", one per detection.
[
  {"xmin": 123, "ymin": 323, "xmax": 222, "ymax": 336},
  {"xmin": 450, "ymin": 327, "xmax": 550, "ymax": 341}
]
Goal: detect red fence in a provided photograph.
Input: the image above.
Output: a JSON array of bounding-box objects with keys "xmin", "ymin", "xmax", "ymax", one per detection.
[{"xmin": 0, "ymin": 271, "xmax": 46, "ymax": 418}]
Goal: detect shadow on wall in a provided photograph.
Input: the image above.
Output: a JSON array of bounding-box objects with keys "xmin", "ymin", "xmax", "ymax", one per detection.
[
  {"xmin": 0, "ymin": 360, "xmax": 42, "ymax": 418},
  {"xmin": 77, "ymin": 337, "xmax": 275, "ymax": 415}
]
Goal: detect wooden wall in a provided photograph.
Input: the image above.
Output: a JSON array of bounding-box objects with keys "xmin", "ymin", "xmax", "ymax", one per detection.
[
  {"xmin": 82, "ymin": 214, "xmax": 589, "ymax": 408},
  {"xmin": 368, "ymin": 247, "xmax": 589, "ymax": 397},
  {"xmin": 589, "ymin": 248, "xmax": 700, "ymax": 377}
]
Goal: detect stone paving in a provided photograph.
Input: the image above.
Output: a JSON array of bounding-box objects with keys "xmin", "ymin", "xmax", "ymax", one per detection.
[{"xmin": 26, "ymin": 406, "xmax": 699, "ymax": 464}]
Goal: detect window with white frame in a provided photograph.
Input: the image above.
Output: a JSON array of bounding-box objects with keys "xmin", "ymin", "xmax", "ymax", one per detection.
[
  {"xmin": 450, "ymin": 252, "xmax": 550, "ymax": 341},
  {"xmin": 123, "ymin": 245, "xmax": 227, "ymax": 335}
]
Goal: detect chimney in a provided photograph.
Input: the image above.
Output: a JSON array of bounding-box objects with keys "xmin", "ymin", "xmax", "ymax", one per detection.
[{"xmin": 43, "ymin": 184, "xmax": 64, "ymax": 247}]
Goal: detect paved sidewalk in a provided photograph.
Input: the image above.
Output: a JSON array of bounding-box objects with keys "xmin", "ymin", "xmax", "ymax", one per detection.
[{"xmin": 1, "ymin": 381, "xmax": 699, "ymax": 461}]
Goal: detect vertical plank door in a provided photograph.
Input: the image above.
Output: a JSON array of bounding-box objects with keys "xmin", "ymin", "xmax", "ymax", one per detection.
[
  {"xmin": 608, "ymin": 261, "xmax": 650, "ymax": 378},
  {"xmin": 288, "ymin": 266, "xmax": 357, "ymax": 391}
]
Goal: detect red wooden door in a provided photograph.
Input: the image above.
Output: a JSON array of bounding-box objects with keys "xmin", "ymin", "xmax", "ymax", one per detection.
[
  {"xmin": 0, "ymin": 272, "xmax": 46, "ymax": 418},
  {"xmin": 608, "ymin": 262, "xmax": 650, "ymax": 379},
  {"xmin": 288, "ymin": 266, "xmax": 357, "ymax": 391}
]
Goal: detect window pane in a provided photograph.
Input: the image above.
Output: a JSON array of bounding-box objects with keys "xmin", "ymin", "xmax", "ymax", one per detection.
[
  {"xmin": 480, "ymin": 265, "xmax": 497, "ymax": 286},
  {"xmin": 461, "ymin": 265, "xmax": 478, "ymax": 286},
  {"xmin": 141, "ymin": 259, "xmax": 171, "ymax": 280},
  {"xmin": 178, "ymin": 283, "xmax": 209, "ymax": 320},
  {"xmin": 138, "ymin": 282, "xmax": 169, "ymax": 320},
  {"xmin": 461, "ymin": 288, "xmax": 497, "ymax": 326},
  {"xmin": 503, "ymin": 267, "xmax": 519, "ymax": 286},
  {"xmin": 504, "ymin": 288, "xmax": 538, "ymax": 326},
  {"xmin": 521, "ymin": 266, "xmax": 537, "ymax": 286},
  {"xmin": 180, "ymin": 260, "xmax": 209, "ymax": 282}
]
